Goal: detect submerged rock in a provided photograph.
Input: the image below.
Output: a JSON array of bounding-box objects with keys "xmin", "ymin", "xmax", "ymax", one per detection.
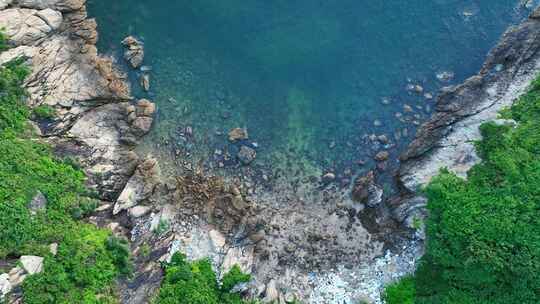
[
  {"xmin": 374, "ymin": 151, "xmax": 389, "ymax": 161},
  {"xmin": 322, "ymin": 172, "xmax": 336, "ymax": 184},
  {"xmin": 436, "ymin": 71, "xmax": 455, "ymax": 82},
  {"xmin": 237, "ymin": 145, "xmax": 256, "ymax": 165},
  {"xmin": 228, "ymin": 127, "xmax": 249, "ymax": 142},
  {"xmin": 140, "ymin": 73, "xmax": 150, "ymax": 91}
]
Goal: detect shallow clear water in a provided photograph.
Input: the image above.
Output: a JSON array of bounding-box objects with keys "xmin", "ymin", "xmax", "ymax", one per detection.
[{"xmin": 88, "ymin": 0, "xmax": 532, "ymax": 181}]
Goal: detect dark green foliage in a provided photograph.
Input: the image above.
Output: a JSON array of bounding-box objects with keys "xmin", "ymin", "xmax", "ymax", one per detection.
[
  {"xmin": 22, "ymin": 226, "xmax": 120, "ymax": 304},
  {"xmin": 0, "ymin": 42, "xmax": 130, "ymax": 302},
  {"xmin": 33, "ymin": 104, "xmax": 56, "ymax": 119},
  {"xmin": 0, "ymin": 31, "xmax": 7, "ymax": 52},
  {"xmin": 395, "ymin": 75, "xmax": 540, "ymax": 304},
  {"xmin": 70, "ymin": 197, "xmax": 98, "ymax": 220},
  {"xmin": 156, "ymin": 252, "xmax": 252, "ymax": 304},
  {"xmin": 106, "ymin": 236, "xmax": 133, "ymax": 277},
  {"xmin": 383, "ymin": 276, "xmax": 415, "ymax": 304},
  {"xmin": 0, "ymin": 58, "xmax": 30, "ymax": 134},
  {"xmin": 221, "ymin": 265, "xmax": 251, "ymax": 293}
]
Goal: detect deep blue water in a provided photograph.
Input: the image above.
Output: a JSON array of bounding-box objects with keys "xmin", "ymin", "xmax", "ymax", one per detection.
[{"xmin": 88, "ymin": 0, "xmax": 533, "ymax": 181}]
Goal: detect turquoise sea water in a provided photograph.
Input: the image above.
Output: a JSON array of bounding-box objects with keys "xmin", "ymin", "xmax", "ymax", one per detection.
[{"xmin": 88, "ymin": 1, "xmax": 532, "ymax": 183}]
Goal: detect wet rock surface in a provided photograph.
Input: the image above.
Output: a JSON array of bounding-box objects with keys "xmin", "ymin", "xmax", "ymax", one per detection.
[{"xmin": 122, "ymin": 35, "xmax": 144, "ymax": 69}]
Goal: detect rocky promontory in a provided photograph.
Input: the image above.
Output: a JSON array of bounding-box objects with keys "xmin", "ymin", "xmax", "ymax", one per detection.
[{"xmin": 394, "ymin": 6, "xmax": 540, "ymax": 231}]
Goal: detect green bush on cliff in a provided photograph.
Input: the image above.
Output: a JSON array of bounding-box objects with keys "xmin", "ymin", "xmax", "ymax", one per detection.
[
  {"xmin": 0, "ymin": 31, "xmax": 7, "ymax": 52},
  {"xmin": 383, "ymin": 276, "xmax": 415, "ymax": 304},
  {"xmin": 385, "ymin": 76, "xmax": 540, "ymax": 304},
  {"xmin": 156, "ymin": 252, "xmax": 252, "ymax": 304},
  {"xmin": 33, "ymin": 104, "xmax": 56, "ymax": 119},
  {"xmin": 22, "ymin": 226, "xmax": 122, "ymax": 304},
  {"xmin": 0, "ymin": 40, "xmax": 130, "ymax": 303},
  {"xmin": 0, "ymin": 58, "xmax": 30, "ymax": 134}
]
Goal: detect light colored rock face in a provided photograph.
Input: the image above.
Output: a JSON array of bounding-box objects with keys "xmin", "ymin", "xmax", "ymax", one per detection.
[
  {"xmin": 17, "ymin": 0, "xmax": 85, "ymax": 11},
  {"xmin": 113, "ymin": 158, "xmax": 159, "ymax": 215},
  {"xmin": 36, "ymin": 8, "xmax": 62, "ymax": 29},
  {"xmin": 129, "ymin": 206, "xmax": 151, "ymax": 218},
  {"xmin": 7, "ymin": 266, "xmax": 25, "ymax": 287},
  {"xmin": 0, "ymin": 0, "xmax": 12, "ymax": 9},
  {"xmin": 222, "ymin": 246, "xmax": 254, "ymax": 275},
  {"xmin": 0, "ymin": 274, "xmax": 11, "ymax": 299},
  {"xmin": 20, "ymin": 255, "xmax": 44, "ymax": 275},
  {"xmin": 0, "ymin": 8, "xmax": 62, "ymax": 46},
  {"xmin": 399, "ymin": 69, "xmax": 540, "ymax": 192},
  {"xmin": 399, "ymin": 12, "xmax": 540, "ymax": 195}
]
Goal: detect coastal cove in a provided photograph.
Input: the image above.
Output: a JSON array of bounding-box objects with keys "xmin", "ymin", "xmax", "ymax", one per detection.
[
  {"xmin": 0, "ymin": 0, "xmax": 540, "ymax": 303},
  {"xmin": 88, "ymin": 0, "xmax": 530, "ymax": 185}
]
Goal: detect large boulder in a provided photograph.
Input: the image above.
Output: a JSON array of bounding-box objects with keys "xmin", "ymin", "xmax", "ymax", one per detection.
[
  {"xmin": 352, "ymin": 171, "xmax": 383, "ymax": 207},
  {"xmin": 113, "ymin": 157, "xmax": 160, "ymax": 215},
  {"xmin": 228, "ymin": 127, "xmax": 248, "ymax": 142},
  {"xmin": 0, "ymin": 274, "xmax": 11, "ymax": 300},
  {"xmin": 20, "ymin": 255, "xmax": 44, "ymax": 275},
  {"xmin": 122, "ymin": 36, "xmax": 144, "ymax": 69},
  {"xmin": 237, "ymin": 145, "xmax": 256, "ymax": 165}
]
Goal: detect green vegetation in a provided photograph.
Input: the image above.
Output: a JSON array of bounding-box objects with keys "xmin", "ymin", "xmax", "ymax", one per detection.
[
  {"xmin": 385, "ymin": 76, "xmax": 540, "ymax": 304},
  {"xmin": 156, "ymin": 252, "xmax": 252, "ymax": 304},
  {"xmin": 33, "ymin": 104, "xmax": 56, "ymax": 119},
  {"xmin": 383, "ymin": 276, "xmax": 415, "ymax": 304},
  {"xmin": 0, "ymin": 37, "xmax": 130, "ymax": 303},
  {"xmin": 0, "ymin": 31, "xmax": 7, "ymax": 52},
  {"xmin": 153, "ymin": 218, "xmax": 170, "ymax": 235}
]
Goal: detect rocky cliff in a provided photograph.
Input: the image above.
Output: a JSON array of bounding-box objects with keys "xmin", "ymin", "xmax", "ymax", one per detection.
[
  {"xmin": 394, "ymin": 7, "xmax": 540, "ymax": 231},
  {"xmin": 0, "ymin": 0, "xmax": 156, "ymax": 201}
]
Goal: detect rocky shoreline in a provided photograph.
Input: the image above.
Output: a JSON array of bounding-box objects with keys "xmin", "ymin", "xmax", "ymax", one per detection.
[
  {"xmin": 0, "ymin": 0, "xmax": 157, "ymax": 202},
  {"xmin": 2, "ymin": 0, "xmax": 540, "ymax": 303},
  {"xmin": 392, "ymin": 6, "xmax": 540, "ymax": 233},
  {"xmin": 0, "ymin": 0, "xmax": 158, "ymax": 299}
]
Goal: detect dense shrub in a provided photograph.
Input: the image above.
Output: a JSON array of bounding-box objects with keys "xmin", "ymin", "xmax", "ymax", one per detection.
[
  {"xmin": 387, "ymin": 76, "xmax": 540, "ymax": 304},
  {"xmin": 156, "ymin": 252, "xmax": 252, "ymax": 304},
  {"xmin": 0, "ymin": 58, "xmax": 30, "ymax": 134},
  {"xmin": 22, "ymin": 226, "xmax": 120, "ymax": 304},
  {"xmin": 383, "ymin": 276, "xmax": 415, "ymax": 304},
  {"xmin": 0, "ymin": 31, "xmax": 7, "ymax": 52}
]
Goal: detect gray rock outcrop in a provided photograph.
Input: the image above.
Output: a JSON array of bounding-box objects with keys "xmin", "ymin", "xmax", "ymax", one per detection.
[{"xmin": 122, "ymin": 35, "xmax": 144, "ymax": 68}]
